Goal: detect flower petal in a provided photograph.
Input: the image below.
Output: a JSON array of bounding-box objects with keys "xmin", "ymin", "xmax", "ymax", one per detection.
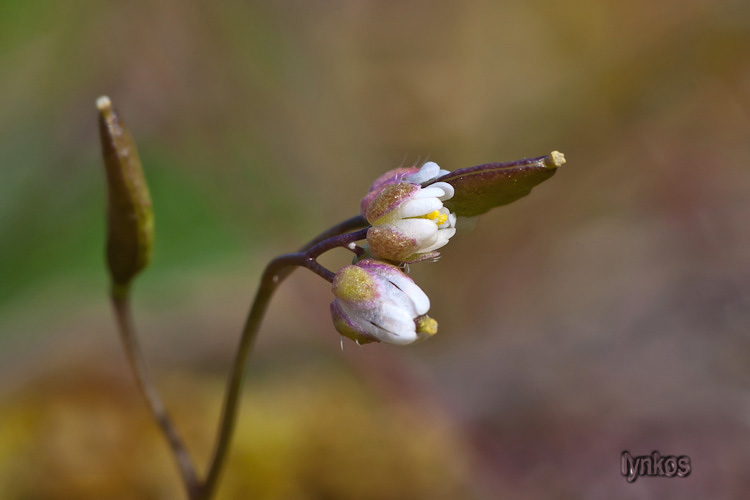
[
  {"xmin": 358, "ymin": 259, "xmax": 430, "ymax": 315},
  {"xmin": 422, "ymin": 181, "xmax": 454, "ymax": 201},
  {"xmin": 405, "ymin": 161, "xmax": 442, "ymax": 184},
  {"xmin": 395, "ymin": 197, "xmax": 443, "ymax": 219},
  {"xmin": 372, "ymin": 303, "xmax": 418, "ymax": 345},
  {"xmin": 390, "ymin": 218, "xmax": 439, "ymax": 246},
  {"xmin": 419, "ymin": 228, "xmax": 456, "ymax": 253},
  {"xmin": 330, "ymin": 300, "xmax": 379, "ymax": 344},
  {"xmin": 384, "ymin": 275, "xmax": 430, "ymax": 316},
  {"xmin": 417, "ymin": 185, "xmax": 450, "ymax": 200}
]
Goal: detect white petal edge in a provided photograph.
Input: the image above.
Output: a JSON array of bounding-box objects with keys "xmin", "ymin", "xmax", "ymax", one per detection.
[
  {"xmin": 375, "ymin": 303, "xmax": 418, "ymax": 342},
  {"xmin": 417, "ymin": 186, "xmax": 448, "ymax": 200},
  {"xmin": 429, "ymin": 181, "xmax": 454, "ymax": 201},
  {"xmin": 405, "ymin": 162, "xmax": 441, "ymax": 184},
  {"xmin": 419, "ymin": 228, "xmax": 456, "ymax": 253},
  {"xmin": 446, "ymin": 211, "xmax": 457, "ymax": 227},
  {"xmin": 396, "ymin": 197, "xmax": 443, "ymax": 218},
  {"xmin": 391, "ymin": 218, "xmax": 439, "ymax": 245},
  {"xmin": 383, "ymin": 274, "xmax": 431, "ymax": 316}
]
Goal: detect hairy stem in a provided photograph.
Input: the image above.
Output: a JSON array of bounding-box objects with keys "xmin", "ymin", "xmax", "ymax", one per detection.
[
  {"xmin": 199, "ymin": 218, "xmax": 368, "ymax": 499},
  {"xmin": 111, "ymin": 291, "xmax": 201, "ymax": 500}
]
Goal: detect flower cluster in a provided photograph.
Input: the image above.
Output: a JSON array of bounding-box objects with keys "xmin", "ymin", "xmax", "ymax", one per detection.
[
  {"xmin": 330, "ymin": 161, "xmax": 455, "ymax": 345},
  {"xmin": 327, "ymin": 152, "xmax": 565, "ymax": 346}
]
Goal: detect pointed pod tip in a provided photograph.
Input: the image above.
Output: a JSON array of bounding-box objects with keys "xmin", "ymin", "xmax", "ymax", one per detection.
[
  {"xmin": 96, "ymin": 95, "xmax": 112, "ymax": 113},
  {"xmin": 544, "ymin": 151, "xmax": 566, "ymax": 169}
]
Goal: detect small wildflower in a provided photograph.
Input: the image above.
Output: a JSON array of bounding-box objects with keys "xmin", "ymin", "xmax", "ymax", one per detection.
[
  {"xmin": 362, "ymin": 162, "xmax": 457, "ymax": 263},
  {"xmin": 330, "ymin": 259, "xmax": 438, "ymax": 345}
]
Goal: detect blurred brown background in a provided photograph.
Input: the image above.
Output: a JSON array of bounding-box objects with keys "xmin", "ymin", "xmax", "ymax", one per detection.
[{"xmin": 1, "ymin": 0, "xmax": 749, "ymax": 499}]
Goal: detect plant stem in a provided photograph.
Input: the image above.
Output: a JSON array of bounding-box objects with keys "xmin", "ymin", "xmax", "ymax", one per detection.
[
  {"xmin": 198, "ymin": 218, "xmax": 368, "ymax": 500},
  {"xmin": 111, "ymin": 291, "xmax": 201, "ymax": 500}
]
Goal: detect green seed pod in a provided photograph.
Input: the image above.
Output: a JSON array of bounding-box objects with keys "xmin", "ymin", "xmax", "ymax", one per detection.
[{"xmin": 97, "ymin": 96, "xmax": 154, "ymax": 296}]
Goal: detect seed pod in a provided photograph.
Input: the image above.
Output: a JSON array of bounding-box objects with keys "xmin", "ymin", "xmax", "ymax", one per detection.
[
  {"xmin": 97, "ymin": 96, "xmax": 153, "ymax": 294},
  {"xmin": 427, "ymin": 152, "xmax": 565, "ymax": 217}
]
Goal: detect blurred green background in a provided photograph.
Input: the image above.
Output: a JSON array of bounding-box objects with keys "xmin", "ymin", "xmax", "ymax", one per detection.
[{"xmin": 1, "ymin": 0, "xmax": 749, "ymax": 498}]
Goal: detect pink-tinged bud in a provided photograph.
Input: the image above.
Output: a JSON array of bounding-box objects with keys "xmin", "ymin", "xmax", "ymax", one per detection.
[
  {"xmin": 360, "ymin": 166, "xmax": 420, "ymax": 217},
  {"xmin": 330, "ymin": 259, "xmax": 436, "ymax": 345},
  {"xmin": 365, "ymin": 182, "xmax": 421, "ymax": 223}
]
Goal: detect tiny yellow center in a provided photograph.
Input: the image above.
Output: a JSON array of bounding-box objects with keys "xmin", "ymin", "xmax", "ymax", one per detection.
[{"xmin": 421, "ymin": 210, "xmax": 448, "ymax": 226}]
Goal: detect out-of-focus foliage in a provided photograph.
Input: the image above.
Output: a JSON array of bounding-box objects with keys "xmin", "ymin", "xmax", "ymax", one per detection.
[
  {"xmin": 0, "ymin": 365, "xmax": 474, "ymax": 500},
  {"xmin": 1, "ymin": 0, "xmax": 750, "ymax": 499}
]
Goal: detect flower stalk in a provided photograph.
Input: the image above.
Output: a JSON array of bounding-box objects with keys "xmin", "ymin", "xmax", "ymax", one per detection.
[
  {"xmin": 98, "ymin": 96, "xmax": 564, "ymax": 500},
  {"xmin": 98, "ymin": 96, "xmax": 200, "ymax": 498},
  {"xmin": 111, "ymin": 293, "xmax": 202, "ymax": 498},
  {"xmin": 199, "ymin": 225, "xmax": 368, "ymax": 499}
]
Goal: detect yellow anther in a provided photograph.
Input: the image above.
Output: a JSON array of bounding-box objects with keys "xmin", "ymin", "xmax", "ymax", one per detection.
[
  {"xmin": 422, "ymin": 210, "xmax": 448, "ymax": 226},
  {"xmin": 416, "ymin": 316, "xmax": 438, "ymax": 337}
]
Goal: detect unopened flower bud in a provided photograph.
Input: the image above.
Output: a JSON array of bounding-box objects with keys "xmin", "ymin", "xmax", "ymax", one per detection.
[
  {"xmin": 97, "ymin": 96, "xmax": 153, "ymax": 296},
  {"xmin": 330, "ymin": 259, "xmax": 437, "ymax": 345}
]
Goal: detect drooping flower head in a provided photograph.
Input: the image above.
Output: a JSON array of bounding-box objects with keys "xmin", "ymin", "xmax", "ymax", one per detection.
[
  {"xmin": 330, "ymin": 259, "xmax": 438, "ymax": 345},
  {"xmin": 361, "ymin": 162, "xmax": 457, "ymax": 263}
]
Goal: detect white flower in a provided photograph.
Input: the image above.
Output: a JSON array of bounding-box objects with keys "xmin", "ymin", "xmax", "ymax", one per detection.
[
  {"xmin": 330, "ymin": 259, "xmax": 438, "ymax": 345},
  {"xmin": 363, "ymin": 162, "xmax": 457, "ymax": 263}
]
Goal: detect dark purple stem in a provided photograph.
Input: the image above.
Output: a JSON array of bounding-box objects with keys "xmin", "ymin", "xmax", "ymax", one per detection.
[
  {"xmin": 199, "ymin": 220, "xmax": 368, "ymax": 500},
  {"xmin": 299, "ymin": 215, "xmax": 367, "ymax": 251},
  {"xmin": 112, "ymin": 293, "xmax": 201, "ymax": 499}
]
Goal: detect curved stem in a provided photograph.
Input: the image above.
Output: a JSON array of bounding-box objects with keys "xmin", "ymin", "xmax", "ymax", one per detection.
[
  {"xmin": 198, "ymin": 220, "xmax": 368, "ymax": 499},
  {"xmin": 111, "ymin": 291, "xmax": 201, "ymax": 500},
  {"xmin": 275, "ymin": 215, "xmax": 368, "ymax": 283},
  {"xmin": 299, "ymin": 215, "xmax": 367, "ymax": 251}
]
